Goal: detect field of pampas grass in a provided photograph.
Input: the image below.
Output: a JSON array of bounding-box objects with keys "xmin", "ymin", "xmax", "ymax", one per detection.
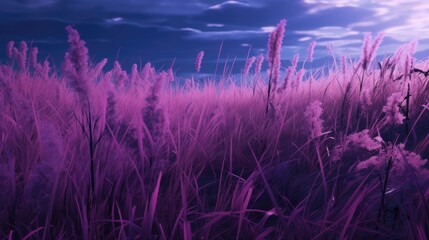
[{"xmin": 0, "ymin": 20, "xmax": 429, "ymax": 239}]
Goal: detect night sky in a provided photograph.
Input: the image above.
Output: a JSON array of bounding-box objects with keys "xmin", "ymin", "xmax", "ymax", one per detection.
[{"xmin": 1, "ymin": 0, "xmax": 429, "ymax": 75}]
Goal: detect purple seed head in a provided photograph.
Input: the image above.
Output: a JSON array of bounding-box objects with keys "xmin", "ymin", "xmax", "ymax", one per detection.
[{"xmin": 195, "ymin": 51, "xmax": 204, "ymax": 72}]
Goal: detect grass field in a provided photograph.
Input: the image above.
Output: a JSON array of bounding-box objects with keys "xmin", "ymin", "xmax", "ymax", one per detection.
[{"xmin": 0, "ymin": 21, "xmax": 428, "ymax": 239}]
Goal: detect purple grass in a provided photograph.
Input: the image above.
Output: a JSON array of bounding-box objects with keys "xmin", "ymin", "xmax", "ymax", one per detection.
[
  {"xmin": 307, "ymin": 41, "xmax": 316, "ymax": 63},
  {"xmin": 267, "ymin": 19, "xmax": 286, "ymax": 92},
  {"xmin": 0, "ymin": 22, "xmax": 428, "ymax": 240},
  {"xmin": 195, "ymin": 51, "xmax": 204, "ymax": 73},
  {"xmin": 243, "ymin": 56, "xmax": 256, "ymax": 78}
]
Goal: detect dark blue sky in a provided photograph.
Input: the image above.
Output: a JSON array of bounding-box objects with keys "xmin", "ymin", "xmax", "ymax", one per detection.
[{"xmin": 1, "ymin": 0, "xmax": 428, "ymax": 74}]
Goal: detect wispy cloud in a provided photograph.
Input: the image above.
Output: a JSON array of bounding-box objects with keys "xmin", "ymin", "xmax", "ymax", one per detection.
[
  {"xmin": 207, "ymin": 23, "xmax": 225, "ymax": 28},
  {"xmin": 182, "ymin": 25, "xmax": 275, "ymax": 40},
  {"xmin": 208, "ymin": 1, "xmax": 253, "ymax": 10},
  {"xmin": 295, "ymin": 26, "xmax": 359, "ymax": 39},
  {"xmin": 348, "ymin": 21, "xmax": 377, "ymax": 28},
  {"xmin": 303, "ymin": 0, "xmax": 362, "ymax": 14},
  {"xmin": 181, "ymin": 28, "xmax": 203, "ymax": 34},
  {"xmin": 260, "ymin": 26, "xmax": 276, "ymax": 33},
  {"xmin": 303, "ymin": 0, "xmax": 429, "ymax": 44},
  {"xmin": 184, "ymin": 29, "xmax": 268, "ymax": 40}
]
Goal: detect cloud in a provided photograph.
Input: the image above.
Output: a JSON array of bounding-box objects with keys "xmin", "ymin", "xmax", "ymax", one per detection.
[
  {"xmin": 260, "ymin": 26, "xmax": 276, "ymax": 33},
  {"xmin": 208, "ymin": 1, "xmax": 253, "ymax": 10},
  {"xmin": 181, "ymin": 28, "xmax": 203, "ymax": 34},
  {"xmin": 302, "ymin": 0, "xmax": 429, "ymax": 44},
  {"xmin": 303, "ymin": 0, "xmax": 362, "ymax": 14},
  {"xmin": 348, "ymin": 21, "xmax": 376, "ymax": 28},
  {"xmin": 0, "ymin": 0, "xmax": 209, "ymax": 15},
  {"xmin": 298, "ymin": 37, "xmax": 313, "ymax": 42},
  {"xmin": 182, "ymin": 25, "xmax": 277, "ymax": 40},
  {"xmin": 207, "ymin": 23, "xmax": 225, "ymax": 28},
  {"xmin": 184, "ymin": 29, "xmax": 268, "ymax": 40},
  {"xmin": 295, "ymin": 26, "xmax": 359, "ymax": 39},
  {"xmin": 111, "ymin": 17, "xmax": 123, "ymax": 22}
]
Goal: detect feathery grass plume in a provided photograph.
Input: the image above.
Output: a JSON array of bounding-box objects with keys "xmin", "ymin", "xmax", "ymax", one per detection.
[
  {"xmin": 30, "ymin": 47, "xmax": 38, "ymax": 68},
  {"xmin": 267, "ymin": 19, "xmax": 287, "ymax": 93},
  {"xmin": 195, "ymin": 51, "xmax": 204, "ymax": 72},
  {"xmin": 279, "ymin": 54, "xmax": 299, "ymax": 92},
  {"xmin": 402, "ymin": 41, "xmax": 417, "ymax": 129},
  {"xmin": 255, "ymin": 54, "xmax": 264, "ymax": 76},
  {"xmin": 331, "ymin": 130, "xmax": 382, "ymax": 161},
  {"xmin": 408, "ymin": 40, "xmax": 418, "ymax": 56},
  {"xmin": 356, "ymin": 144, "xmax": 428, "ymax": 177},
  {"xmin": 7, "ymin": 41, "xmax": 28, "ymax": 71},
  {"xmin": 6, "ymin": 41, "xmax": 14, "ymax": 58},
  {"xmin": 390, "ymin": 43, "xmax": 408, "ymax": 65},
  {"xmin": 142, "ymin": 72, "xmax": 167, "ymax": 165},
  {"xmin": 130, "ymin": 63, "xmax": 141, "ymax": 90},
  {"xmin": 29, "ymin": 55, "xmax": 50, "ymax": 79},
  {"xmin": 112, "ymin": 61, "xmax": 129, "ymax": 90},
  {"xmin": 405, "ymin": 41, "xmax": 418, "ymax": 79},
  {"xmin": 368, "ymin": 33, "xmax": 385, "ymax": 65},
  {"xmin": 18, "ymin": 41, "xmax": 28, "ymax": 71},
  {"xmin": 307, "ymin": 41, "xmax": 316, "ymax": 63},
  {"xmin": 65, "ymin": 26, "xmax": 89, "ymax": 78},
  {"xmin": 142, "ymin": 62, "xmax": 155, "ymax": 83},
  {"xmin": 389, "ymin": 40, "xmax": 417, "ymax": 78},
  {"xmin": 63, "ymin": 25, "xmax": 91, "ymax": 98},
  {"xmin": 279, "ymin": 66, "xmax": 294, "ymax": 92},
  {"xmin": 40, "ymin": 60, "xmax": 50, "ymax": 79},
  {"xmin": 360, "ymin": 32, "xmax": 385, "ymax": 70},
  {"xmin": 291, "ymin": 53, "xmax": 299, "ymax": 69},
  {"xmin": 304, "ymin": 100, "xmax": 324, "ymax": 139},
  {"xmin": 30, "ymin": 47, "xmax": 45, "ymax": 75},
  {"xmin": 243, "ymin": 56, "xmax": 256, "ymax": 78},
  {"xmin": 383, "ymin": 92, "xmax": 405, "ymax": 125},
  {"xmin": 294, "ymin": 68, "xmax": 305, "ymax": 89},
  {"xmin": 89, "ymin": 58, "xmax": 107, "ymax": 80},
  {"xmin": 167, "ymin": 67, "xmax": 174, "ymax": 82},
  {"xmin": 360, "ymin": 33, "xmax": 372, "ymax": 70}
]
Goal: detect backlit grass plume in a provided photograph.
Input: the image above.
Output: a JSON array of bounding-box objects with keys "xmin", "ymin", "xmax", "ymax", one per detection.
[
  {"xmin": 304, "ymin": 100, "xmax": 324, "ymax": 139},
  {"xmin": 195, "ymin": 50, "xmax": 204, "ymax": 73},
  {"xmin": 383, "ymin": 92, "xmax": 405, "ymax": 125},
  {"xmin": 266, "ymin": 19, "xmax": 286, "ymax": 113}
]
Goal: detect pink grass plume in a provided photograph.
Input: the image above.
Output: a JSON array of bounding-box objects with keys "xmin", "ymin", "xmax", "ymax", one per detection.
[
  {"xmin": 267, "ymin": 19, "xmax": 287, "ymax": 90},
  {"xmin": 383, "ymin": 92, "xmax": 405, "ymax": 125},
  {"xmin": 360, "ymin": 33, "xmax": 372, "ymax": 70},
  {"xmin": 243, "ymin": 56, "xmax": 256, "ymax": 78},
  {"xmin": 6, "ymin": 41, "xmax": 14, "ymax": 58},
  {"xmin": 195, "ymin": 51, "xmax": 204, "ymax": 72},
  {"xmin": 65, "ymin": 25, "xmax": 89, "ymax": 78},
  {"xmin": 255, "ymin": 54, "xmax": 264, "ymax": 76},
  {"xmin": 291, "ymin": 53, "xmax": 299, "ymax": 70},
  {"xmin": 294, "ymin": 68, "xmax": 305, "ymax": 89},
  {"xmin": 304, "ymin": 100, "xmax": 324, "ymax": 139},
  {"xmin": 307, "ymin": 41, "xmax": 316, "ymax": 63}
]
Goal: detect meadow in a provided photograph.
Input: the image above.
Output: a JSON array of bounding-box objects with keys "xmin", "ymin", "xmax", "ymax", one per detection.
[{"xmin": 0, "ymin": 20, "xmax": 428, "ymax": 239}]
